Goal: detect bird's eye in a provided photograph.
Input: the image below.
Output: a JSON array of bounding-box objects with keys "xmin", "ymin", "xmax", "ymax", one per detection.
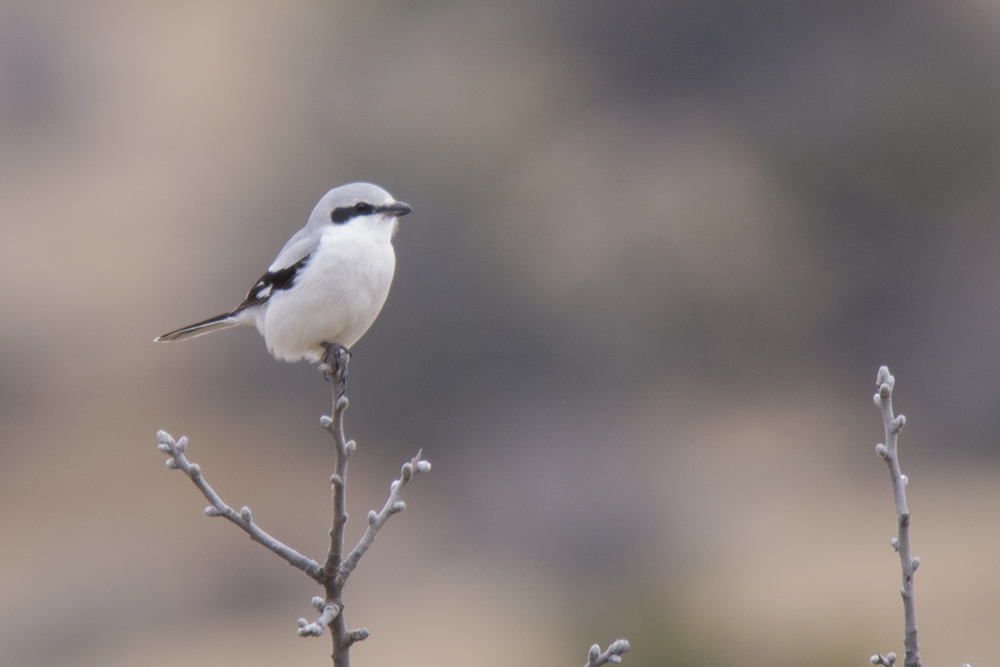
[{"xmin": 354, "ymin": 202, "xmax": 375, "ymax": 214}]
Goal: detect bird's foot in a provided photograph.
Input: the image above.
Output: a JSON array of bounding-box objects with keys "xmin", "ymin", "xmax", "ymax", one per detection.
[{"xmin": 320, "ymin": 342, "xmax": 351, "ymax": 396}]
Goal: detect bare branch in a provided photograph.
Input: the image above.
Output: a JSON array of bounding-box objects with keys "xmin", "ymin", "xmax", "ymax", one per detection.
[
  {"xmin": 158, "ymin": 349, "xmax": 430, "ymax": 666},
  {"xmin": 156, "ymin": 430, "xmax": 323, "ymax": 580},
  {"xmin": 297, "ymin": 597, "xmax": 343, "ymax": 637},
  {"xmin": 872, "ymin": 366, "xmax": 922, "ymax": 667},
  {"xmin": 310, "ymin": 355, "xmax": 431, "ymax": 667},
  {"xmin": 341, "ymin": 450, "xmax": 431, "ymax": 578},
  {"xmin": 584, "ymin": 639, "xmax": 630, "ymax": 667},
  {"xmin": 320, "ymin": 395, "xmax": 352, "ymax": 579}
]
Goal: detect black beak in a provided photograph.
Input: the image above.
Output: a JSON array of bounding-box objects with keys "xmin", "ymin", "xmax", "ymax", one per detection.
[{"xmin": 381, "ymin": 201, "xmax": 413, "ymax": 217}]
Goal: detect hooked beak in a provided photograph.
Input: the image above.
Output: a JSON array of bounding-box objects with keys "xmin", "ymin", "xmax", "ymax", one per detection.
[{"xmin": 381, "ymin": 201, "xmax": 413, "ymax": 217}]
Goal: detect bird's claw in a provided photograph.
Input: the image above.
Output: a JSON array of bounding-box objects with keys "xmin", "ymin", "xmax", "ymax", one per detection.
[{"xmin": 320, "ymin": 342, "xmax": 351, "ymax": 396}]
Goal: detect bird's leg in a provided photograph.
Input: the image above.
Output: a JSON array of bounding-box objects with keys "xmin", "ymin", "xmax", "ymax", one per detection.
[{"xmin": 320, "ymin": 342, "xmax": 351, "ymax": 396}]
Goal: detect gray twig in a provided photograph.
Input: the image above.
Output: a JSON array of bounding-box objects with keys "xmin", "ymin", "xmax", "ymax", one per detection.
[
  {"xmin": 320, "ymin": 395, "xmax": 351, "ymax": 580},
  {"xmin": 313, "ymin": 360, "xmax": 430, "ymax": 667},
  {"xmin": 870, "ymin": 652, "xmax": 896, "ymax": 667},
  {"xmin": 297, "ymin": 597, "xmax": 343, "ymax": 637},
  {"xmin": 584, "ymin": 639, "xmax": 630, "ymax": 667},
  {"xmin": 872, "ymin": 366, "xmax": 922, "ymax": 667},
  {"xmin": 156, "ymin": 403, "xmax": 630, "ymax": 667},
  {"xmin": 341, "ymin": 450, "xmax": 431, "ymax": 577},
  {"xmin": 156, "ymin": 367, "xmax": 430, "ymax": 667},
  {"xmin": 156, "ymin": 430, "xmax": 323, "ymax": 579}
]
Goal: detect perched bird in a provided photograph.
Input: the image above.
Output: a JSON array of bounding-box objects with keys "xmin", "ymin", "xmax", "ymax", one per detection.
[{"xmin": 156, "ymin": 182, "xmax": 412, "ymax": 365}]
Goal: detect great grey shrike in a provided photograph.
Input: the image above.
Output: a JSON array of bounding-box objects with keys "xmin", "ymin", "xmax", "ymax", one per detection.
[{"xmin": 156, "ymin": 182, "xmax": 412, "ymax": 363}]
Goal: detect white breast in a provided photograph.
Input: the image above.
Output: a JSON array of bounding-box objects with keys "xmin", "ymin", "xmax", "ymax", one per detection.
[{"xmin": 260, "ymin": 228, "xmax": 396, "ymax": 362}]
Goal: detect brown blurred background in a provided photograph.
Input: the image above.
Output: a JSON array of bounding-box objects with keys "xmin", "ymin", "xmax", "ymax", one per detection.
[{"xmin": 2, "ymin": 1, "xmax": 1000, "ymax": 665}]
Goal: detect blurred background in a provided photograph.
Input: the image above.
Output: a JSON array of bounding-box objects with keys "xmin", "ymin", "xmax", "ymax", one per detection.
[{"xmin": 2, "ymin": 1, "xmax": 1000, "ymax": 665}]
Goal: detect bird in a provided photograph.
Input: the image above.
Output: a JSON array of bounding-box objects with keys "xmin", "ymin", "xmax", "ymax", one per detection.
[{"xmin": 156, "ymin": 182, "xmax": 412, "ymax": 369}]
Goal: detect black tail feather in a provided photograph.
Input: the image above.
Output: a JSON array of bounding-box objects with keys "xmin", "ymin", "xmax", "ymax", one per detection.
[{"xmin": 155, "ymin": 312, "xmax": 239, "ymax": 342}]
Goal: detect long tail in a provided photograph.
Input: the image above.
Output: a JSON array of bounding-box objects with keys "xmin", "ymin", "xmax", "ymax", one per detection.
[{"xmin": 155, "ymin": 312, "xmax": 241, "ymax": 342}]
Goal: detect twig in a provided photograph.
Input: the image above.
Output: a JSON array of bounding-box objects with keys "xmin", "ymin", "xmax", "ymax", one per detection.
[
  {"xmin": 318, "ymin": 388, "xmax": 353, "ymax": 665},
  {"xmin": 156, "ymin": 430, "xmax": 323, "ymax": 579},
  {"xmin": 298, "ymin": 597, "xmax": 343, "ymax": 637},
  {"xmin": 312, "ymin": 355, "xmax": 431, "ymax": 666},
  {"xmin": 870, "ymin": 652, "xmax": 896, "ymax": 667},
  {"xmin": 320, "ymin": 395, "xmax": 352, "ymax": 579},
  {"xmin": 156, "ymin": 357, "xmax": 430, "ymax": 667},
  {"xmin": 583, "ymin": 639, "xmax": 630, "ymax": 667},
  {"xmin": 872, "ymin": 366, "xmax": 922, "ymax": 667},
  {"xmin": 341, "ymin": 450, "xmax": 431, "ymax": 577}
]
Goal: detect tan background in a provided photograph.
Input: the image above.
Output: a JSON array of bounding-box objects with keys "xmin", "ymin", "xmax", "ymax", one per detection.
[{"xmin": 2, "ymin": 2, "xmax": 1000, "ymax": 666}]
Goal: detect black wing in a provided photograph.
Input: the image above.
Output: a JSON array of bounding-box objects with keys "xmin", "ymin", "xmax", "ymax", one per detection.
[{"xmin": 233, "ymin": 253, "xmax": 312, "ymax": 313}]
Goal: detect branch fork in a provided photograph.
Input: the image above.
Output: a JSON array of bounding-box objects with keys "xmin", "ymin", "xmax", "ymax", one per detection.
[
  {"xmin": 157, "ymin": 356, "xmax": 430, "ymax": 666},
  {"xmin": 159, "ymin": 354, "xmax": 626, "ymax": 666}
]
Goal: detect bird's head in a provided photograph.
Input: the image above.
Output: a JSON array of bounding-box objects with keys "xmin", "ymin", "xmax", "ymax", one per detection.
[{"xmin": 310, "ymin": 182, "xmax": 412, "ymax": 238}]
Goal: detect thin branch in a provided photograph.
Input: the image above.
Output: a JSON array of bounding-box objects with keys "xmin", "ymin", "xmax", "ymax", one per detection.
[
  {"xmin": 872, "ymin": 366, "xmax": 922, "ymax": 667},
  {"xmin": 317, "ymin": 383, "xmax": 353, "ymax": 667},
  {"xmin": 297, "ymin": 596, "xmax": 343, "ymax": 637},
  {"xmin": 320, "ymin": 395, "xmax": 352, "ymax": 579},
  {"xmin": 156, "ymin": 430, "xmax": 323, "ymax": 580},
  {"xmin": 311, "ymin": 355, "xmax": 430, "ymax": 667},
  {"xmin": 157, "ymin": 351, "xmax": 429, "ymax": 667},
  {"xmin": 583, "ymin": 639, "xmax": 630, "ymax": 667},
  {"xmin": 341, "ymin": 450, "xmax": 431, "ymax": 578}
]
